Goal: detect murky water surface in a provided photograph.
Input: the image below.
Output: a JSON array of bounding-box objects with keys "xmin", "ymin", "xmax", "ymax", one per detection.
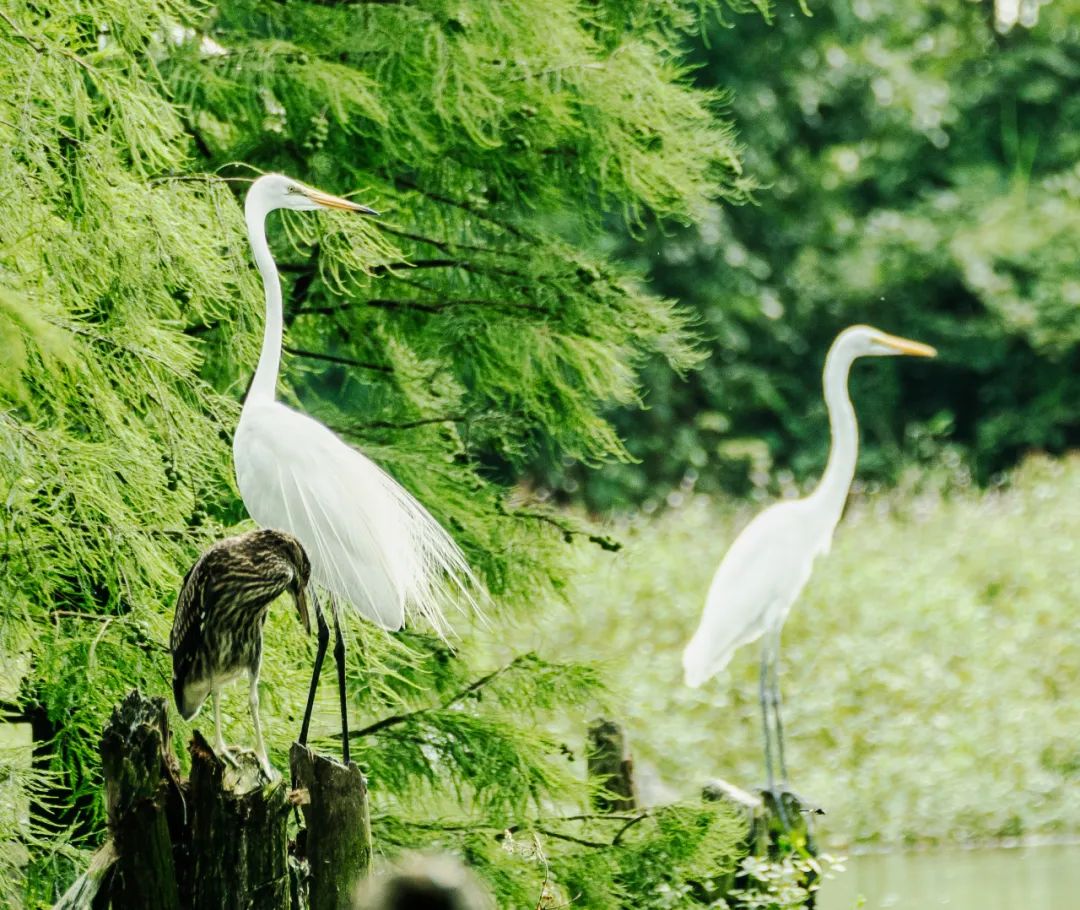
[{"xmin": 820, "ymin": 842, "xmax": 1080, "ymax": 910}]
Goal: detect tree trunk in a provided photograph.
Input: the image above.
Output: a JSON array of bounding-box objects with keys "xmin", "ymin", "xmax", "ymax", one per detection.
[
  {"xmin": 586, "ymin": 718, "xmax": 637, "ymax": 812},
  {"xmin": 290, "ymin": 743, "xmax": 372, "ymax": 910},
  {"xmin": 187, "ymin": 731, "xmax": 291, "ymax": 909},
  {"xmin": 62, "ymin": 689, "xmax": 362, "ymax": 910},
  {"xmin": 98, "ymin": 691, "xmax": 183, "ymax": 910}
]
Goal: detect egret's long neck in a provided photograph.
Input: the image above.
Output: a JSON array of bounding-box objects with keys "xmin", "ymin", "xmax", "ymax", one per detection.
[
  {"xmin": 244, "ymin": 197, "xmax": 281, "ymax": 404},
  {"xmin": 809, "ymin": 344, "xmax": 858, "ymax": 524}
]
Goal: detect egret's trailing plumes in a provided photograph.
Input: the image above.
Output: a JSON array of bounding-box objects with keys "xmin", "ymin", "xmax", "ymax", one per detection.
[
  {"xmin": 233, "ymin": 174, "xmax": 477, "ymax": 760},
  {"xmin": 682, "ymin": 325, "xmax": 936, "ymax": 789}
]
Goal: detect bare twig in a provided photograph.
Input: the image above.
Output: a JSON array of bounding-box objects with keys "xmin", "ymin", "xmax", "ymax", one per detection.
[
  {"xmin": 282, "ymin": 346, "xmax": 392, "ymax": 372},
  {"xmin": 343, "ymin": 654, "xmax": 534, "ymax": 741},
  {"xmin": 610, "ymin": 809, "xmax": 653, "ymax": 846}
]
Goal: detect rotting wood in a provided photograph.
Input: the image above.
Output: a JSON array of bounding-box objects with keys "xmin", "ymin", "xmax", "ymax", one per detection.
[
  {"xmin": 55, "ymin": 689, "xmax": 364, "ymax": 910},
  {"xmin": 188, "ymin": 730, "xmax": 290, "ymax": 909},
  {"xmin": 586, "ymin": 718, "xmax": 637, "ymax": 812},
  {"xmin": 53, "ymin": 842, "xmax": 117, "ymax": 910},
  {"xmin": 98, "ymin": 691, "xmax": 183, "ymax": 910},
  {"xmin": 290, "ymin": 743, "xmax": 373, "ymax": 910}
]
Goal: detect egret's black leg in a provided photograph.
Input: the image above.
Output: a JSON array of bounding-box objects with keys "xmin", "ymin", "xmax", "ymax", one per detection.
[
  {"xmin": 759, "ymin": 645, "xmax": 775, "ymax": 793},
  {"xmin": 330, "ymin": 594, "xmax": 350, "ymax": 765},
  {"xmin": 299, "ymin": 590, "xmax": 330, "ymax": 748}
]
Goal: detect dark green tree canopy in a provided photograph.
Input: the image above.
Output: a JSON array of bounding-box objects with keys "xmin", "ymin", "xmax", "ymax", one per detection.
[{"xmin": 570, "ymin": 0, "xmax": 1080, "ymax": 509}]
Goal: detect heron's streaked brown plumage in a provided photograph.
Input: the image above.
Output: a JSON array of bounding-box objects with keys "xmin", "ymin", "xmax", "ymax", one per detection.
[{"xmin": 170, "ymin": 528, "xmax": 310, "ymax": 774}]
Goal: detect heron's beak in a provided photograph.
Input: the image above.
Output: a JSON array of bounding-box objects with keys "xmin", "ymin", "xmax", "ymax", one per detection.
[
  {"xmin": 302, "ymin": 187, "xmax": 379, "ymax": 216},
  {"xmin": 879, "ymin": 332, "xmax": 937, "ymax": 358},
  {"xmin": 295, "ymin": 587, "xmax": 312, "ymax": 635}
]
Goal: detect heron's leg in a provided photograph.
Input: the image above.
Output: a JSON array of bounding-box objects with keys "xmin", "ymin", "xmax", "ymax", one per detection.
[
  {"xmin": 212, "ymin": 688, "xmax": 236, "ymax": 766},
  {"xmin": 249, "ymin": 673, "xmax": 274, "ymax": 779},
  {"xmin": 758, "ymin": 645, "xmax": 775, "ymax": 793},
  {"xmin": 330, "ymin": 594, "xmax": 351, "ymax": 765},
  {"xmin": 298, "ymin": 590, "xmax": 330, "ymax": 747},
  {"xmin": 759, "ymin": 639, "xmax": 794, "ymax": 831},
  {"xmin": 769, "ymin": 637, "xmax": 789, "ymax": 785}
]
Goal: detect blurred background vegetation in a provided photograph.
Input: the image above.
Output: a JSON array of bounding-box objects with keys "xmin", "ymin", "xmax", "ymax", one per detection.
[
  {"xmin": 546, "ymin": 454, "xmax": 1080, "ymax": 848},
  {"xmin": 548, "ymin": 0, "xmax": 1080, "ymax": 511}
]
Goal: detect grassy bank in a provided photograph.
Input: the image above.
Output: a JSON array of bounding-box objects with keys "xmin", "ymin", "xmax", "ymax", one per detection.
[{"xmin": 538, "ymin": 455, "xmax": 1080, "ymax": 847}]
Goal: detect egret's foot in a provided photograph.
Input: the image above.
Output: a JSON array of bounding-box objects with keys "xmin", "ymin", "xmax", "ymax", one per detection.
[
  {"xmin": 782, "ymin": 788, "xmax": 825, "ymax": 816},
  {"xmin": 758, "ymin": 785, "xmax": 793, "ymax": 830}
]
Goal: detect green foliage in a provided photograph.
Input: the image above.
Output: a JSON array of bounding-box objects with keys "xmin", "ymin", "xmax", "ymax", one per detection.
[
  {"xmin": 0, "ymin": 0, "xmax": 760, "ymax": 904},
  {"xmin": 723, "ymin": 851, "xmax": 842, "ymax": 910},
  {"xmin": 569, "ymin": 0, "xmax": 1080, "ymax": 509},
  {"xmin": 544, "ymin": 454, "xmax": 1080, "ymax": 846},
  {"xmin": 380, "ymin": 800, "xmax": 746, "ymax": 909}
]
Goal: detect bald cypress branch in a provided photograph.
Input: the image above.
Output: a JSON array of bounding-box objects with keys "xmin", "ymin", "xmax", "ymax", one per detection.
[{"xmin": 282, "ymin": 346, "xmax": 393, "ymax": 372}]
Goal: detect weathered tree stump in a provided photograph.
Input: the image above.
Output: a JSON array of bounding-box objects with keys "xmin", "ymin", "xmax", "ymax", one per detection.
[
  {"xmin": 702, "ymin": 777, "xmax": 768, "ymax": 856},
  {"xmin": 98, "ymin": 690, "xmax": 183, "ymax": 909},
  {"xmin": 586, "ymin": 718, "xmax": 637, "ymax": 812},
  {"xmin": 59, "ymin": 690, "xmax": 362, "ymax": 910},
  {"xmin": 290, "ymin": 743, "xmax": 373, "ymax": 910},
  {"xmin": 188, "ymin": 731, "xmax": 290, "ymax": 908},
  {"xmin": 703, "ymin": 776, "xmax": 822, "ymax": 907}
]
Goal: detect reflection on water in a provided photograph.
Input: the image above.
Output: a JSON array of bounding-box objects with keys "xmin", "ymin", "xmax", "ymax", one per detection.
[{"xmin": 819, "ymin": 843, "xmax": 1080, "ymax": 910}]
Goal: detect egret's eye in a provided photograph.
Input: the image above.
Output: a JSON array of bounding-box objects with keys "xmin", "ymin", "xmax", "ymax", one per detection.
[{"xmin": 288, "ymin": 185, "xmax": 300, "ymax": 194}]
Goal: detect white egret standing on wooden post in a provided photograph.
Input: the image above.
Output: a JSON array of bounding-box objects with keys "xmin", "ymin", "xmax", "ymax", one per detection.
[
  {"xmin": 682, "ymin": 325, "xmax": 936, "ymax": 795},
  {"xmin": 234, "ymin": 174, "xmax": 475, "ymax": 763}
]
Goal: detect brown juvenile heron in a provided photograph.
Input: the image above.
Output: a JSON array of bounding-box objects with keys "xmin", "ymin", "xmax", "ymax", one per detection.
[{"xmin": 171, "ymin": 528, "xmax": 312, "ymax": 777}]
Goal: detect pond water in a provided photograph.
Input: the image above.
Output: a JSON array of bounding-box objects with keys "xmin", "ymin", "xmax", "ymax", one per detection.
[{"xmin": 819, "ymin": 842, "xmax": 1080, "ymax": 910}]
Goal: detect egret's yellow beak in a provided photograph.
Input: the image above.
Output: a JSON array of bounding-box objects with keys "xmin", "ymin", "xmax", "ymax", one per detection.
[
  {"xmin": 879, "ymin": 332, "xmax": 937, "ymax": 358},
  {"xmin": 303, "ymin": 188, "xmax": 379, "ymax": 216},
  {"xmin": 295, "ymin": 587, "xmax": 312, "ymax": 635}
]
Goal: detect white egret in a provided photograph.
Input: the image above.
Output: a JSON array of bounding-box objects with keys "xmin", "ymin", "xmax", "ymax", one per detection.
[
  {"xmin": 682, "ymin": 325, "xmax": 936, "ymax": 793},
  {"xmin": 235, "ymin": 174, "xmax": 475, "ymax": 762}
]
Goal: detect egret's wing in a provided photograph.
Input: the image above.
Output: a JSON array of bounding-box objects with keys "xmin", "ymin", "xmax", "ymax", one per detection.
[
  {"xmin": 235, "ymin": 402, "xmax": 472, "ymax": 633},
  {"xmin": 683, "ymin": 501, "xmax": 818, "ymax": 687}
]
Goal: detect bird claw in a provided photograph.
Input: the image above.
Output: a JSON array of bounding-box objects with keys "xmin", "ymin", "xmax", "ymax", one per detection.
[{"xmin": 215, "ymin": 742, "xmax": 240, "ymax": 768}]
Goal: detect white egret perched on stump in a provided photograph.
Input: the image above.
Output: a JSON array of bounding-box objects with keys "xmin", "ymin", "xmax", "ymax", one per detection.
[
  {"xmin": 683, "ymin": 325, "xmax": 936, "ymax": 794},
  {"xmin": 234, "ymin": 174, "xmax": 475, "ymax": 763}
]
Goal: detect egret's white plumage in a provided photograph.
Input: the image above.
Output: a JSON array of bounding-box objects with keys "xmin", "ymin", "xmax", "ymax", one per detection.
[
  {"xmin": 682, "ymin": 324, "xmax": 936, "ymax": 788},
  {"xmin": 235, "ymin": 174, "xmax": 473, "ymax": 635},
  {"xmin": 682, "ymin": 498, "xmax": 826, "ymax": 688}
]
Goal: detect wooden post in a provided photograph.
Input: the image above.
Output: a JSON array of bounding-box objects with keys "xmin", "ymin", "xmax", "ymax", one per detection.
[
  {"xmin": 59, "ymin": 691, "xmax": 379, "ymax": 910},
  {"xmin": 291, "ymin": 743, "xmax": 373, "ymax": 910},
  {"xmin": 98, "ymin": 691, "xmax": 183, "ymax": 910},
  {"xmin": 702, "ymin": 777, "xmax": 822, "ymax": 907},
  {"xmin": 702, "ymin": 777, "xmax": 768, "ymax": 859},
  {"xmin": 187, "ymin": 731, "xmax": 290, "ymax": 909},
  {"xmin": 586, "ymin": 718, "xmax": 637, "ymax": 812}
]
